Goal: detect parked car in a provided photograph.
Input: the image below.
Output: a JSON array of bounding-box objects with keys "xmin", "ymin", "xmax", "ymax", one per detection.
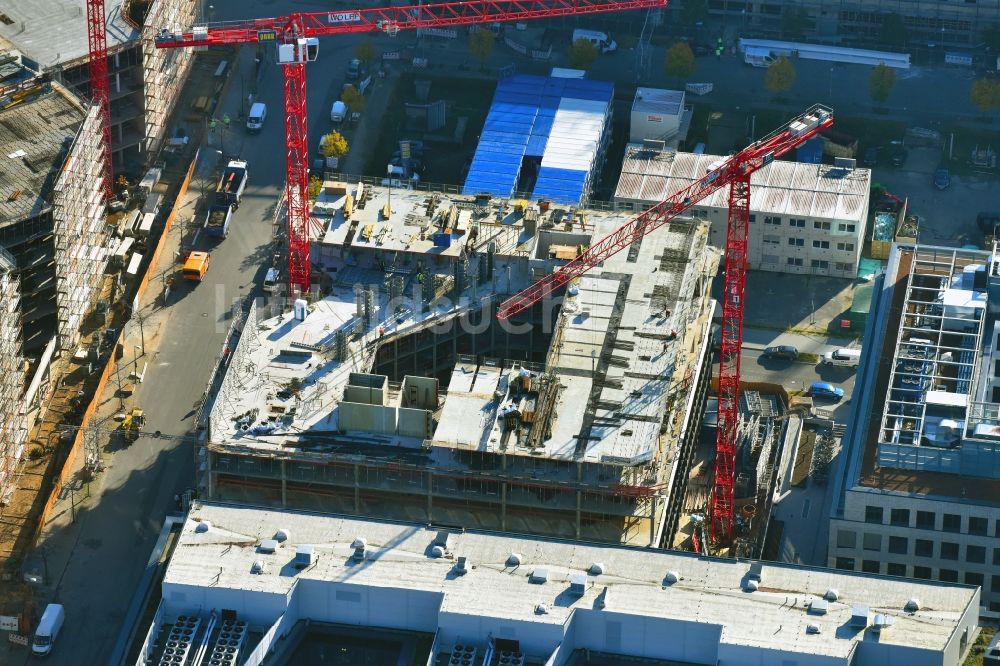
[
  {"xmin": 933, "ymin": 166, "xmax": 951, "ymax": 190},
  {"xmin": 862, "ymin": 146, "xmax": 879, "ymax": 167},
  {"xmin": 809, "ymin": 381, "xmax": 845, "ymax": 400},
  {"xmin": 346, "ymin": 58, "xmax": 363, "ymax": 80},
  {"xmin": 763, "ymin": 345, "xmax": 799, "ymax": 361}
]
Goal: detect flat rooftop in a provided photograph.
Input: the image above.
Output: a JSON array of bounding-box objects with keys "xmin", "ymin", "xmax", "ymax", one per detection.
[
  {"xmin": 614, "ymin": 147, "xmax": 871, "ymax": 222},
  {"xmin": 0, "ymin": 78, "xmax": 85, "ymax": 225},
  {"xmin": 0, "ymin": 0, "xmax": 139, "ymax": 69},
  {"xmin": 857, "ymin": 245, "xmax": 1000, "ymax": 502},
  {"xmin": 160, "ymin": 502, "xmax": 979, "ymax": 662}
]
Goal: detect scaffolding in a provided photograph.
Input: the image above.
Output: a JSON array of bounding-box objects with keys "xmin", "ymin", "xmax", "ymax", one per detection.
[
  {"xmin": 141, "ymin": 0, "xmax": 199, "ymax": 157},
  {"xmin": 52, "ymin": 103, "xmax": 111, "ymax": 350},
  {"xmin": 0, "ymin": 250, "xmax": 27, "ymax": 505}
]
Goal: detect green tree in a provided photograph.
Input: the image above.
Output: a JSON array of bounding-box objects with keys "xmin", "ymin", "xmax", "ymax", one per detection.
[
  {"xmin": 567, "ymin": 38, "xmax": 599, "ymax": 69},
  {"xmin": 680, "ymin": 0, "xmax": 708, "ymax": 25},
  {"xmin": 869, "ymin": 63, "xmax": 897, "ymax": 104},
  {"xmin": 764, "ymin": 56, "xmax": 796, "ymax": 94},
  {"xmin": 878, "ymin": 13, "xmax": 908, "ymax": 49},
  {"xmin": 982, "ymin": 25, "xmax": 1000, "ymax": 52},
  {"xmin": 354, "ymin": 41, "xmax": 377, "ymax": 68},
  {"xmin": 341, "ymin": 85, "xmax": 365, "ymax": 113},
  {"xmin": 971, "ymin": 78, "xmax": 1000, "ymax": 113},
  {"xmin": 781, "ymin": 7, "xmax": 810, "ymax": 39},
  {"xmin": 308, "ymin": 175, "xmax": 322, "ymax": 201},
  {"xmin": 321, "ymin": 131, "xmax": 350, "ymax": 159},
  {"xmin": 664, "ymin": 42, "xmax": 696, "ymax": 80},
  {"xmin": 469, "ymin": 29, "xmax": 495, "ymax": 70}
]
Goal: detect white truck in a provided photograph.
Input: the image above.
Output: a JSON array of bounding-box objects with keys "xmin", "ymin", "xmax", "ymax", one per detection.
[
  {"xmin": 330, "ymin": 100, "xmax": 347, "ymax": 123},
  {"xmin": 32, "ymin": 603, "xmax": 65, "ymax": 657},
  {"xmin": 572, "ymin": 29, "xmax": 616, "ymax": 54}
]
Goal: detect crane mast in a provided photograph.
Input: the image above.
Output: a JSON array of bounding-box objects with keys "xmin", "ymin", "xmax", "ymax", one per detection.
[
  {"xmin": 86, "ymin": 0, "xmax": 113, "ymax": 200},
  {"xmin": 155, "ymin": 0, "xmax": 666, "ymax": 294},
  {"xmin": 497, "ymin": 105, "xmax": 834, "ymax": 545}
]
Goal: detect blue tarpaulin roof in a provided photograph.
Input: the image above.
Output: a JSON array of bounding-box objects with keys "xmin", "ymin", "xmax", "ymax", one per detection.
[{"xmin": 463, "ymin": 74, "xmax": 613, "ymax": 203}]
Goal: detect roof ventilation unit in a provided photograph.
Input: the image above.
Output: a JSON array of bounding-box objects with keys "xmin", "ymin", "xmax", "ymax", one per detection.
[
  {"xmin": 454, "ymin": 556, "xmax": 469, "ymax": 575},
  {"xmin": 209, "ymin": 616, "xmax": 249, "ymax": 666},
  {"xmin": 872, "ymin": 614, "xmax": 895, "ymax": 633},
  {"xmin": 158, "ymin": 615, "xmax": 202, "ymax": 666},
  {"xmin": 745, "ymin": 579, "xmax": 759, "ymax": 592},
  {"xmin": 295, "ymin": 544, "xmax": 316, "ymax": 568},
  {"xmin": 806, "ymin": 623, "xmax": 821, "ymax": 635},
  {"xmin": 664, "ymin": 570, "xmax": 681, "ymax": 584},
  {"xmin": 274, "ymin": 528, "xmax": 291, "ymax": 542},
  {"xmin": 529, "ymin": 568, "xmax": 548, "ymax": 584},
  {"xmin": 506, "ymin": 552, "xmax": 523, "ymax": 567},
  {"xmin": 851, "ymin": 605, "xmax": 869, "ymax": 628},
  {"xmin": 596, "ymin": 586, "xmax": 609, "ymax": 610},
  {"xmin": 589, "ymin": 562, "xmax": 605, "ymax": 576},
  {"xmin": 250, "ymin": 559, "xmax": 265, "ymax": 574},
  {"xmin": 808, "ymin": 598, "xmax": 829, "ymax": 615},
  {"xmin": 570, "ymin": 574, "xmax": 587, "ymax": 596},
  {"xmin": 824, "ymin": 588, "xmax": 839, "ymax": 602},
  {"xmin": 195, "ymin": 521, "xmax": 211, "ymax": 533},
  {"xmin": 430, "ymin": 545, "xmax": 446, "ymax": 558},
  {"xmin": 258, "ymin": 539, "xmax": 279, "ymax": 554},
  {"xmin": 535, "ymin": 603, "xmax": 549, "ymax": 614},
  {"xmin": 449, "ymin": 643, "xmax": 477, "ymax": 666},
  {"xmin": 351, "ymin": 537, "xmax": 367, "ymax": 561},
  {"xmin": 904, "ymin": 598, "xmax": 920, "ymax": 612}
]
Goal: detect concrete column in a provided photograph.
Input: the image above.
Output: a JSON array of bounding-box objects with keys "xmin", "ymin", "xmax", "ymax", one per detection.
[
  {"xmin": 354, "ymin": 463, "xmax": 360, "ymax": 513},
  {"xmin": 650, "ymin": 493, "xmax": 657, "ymax": 547},
  {"xmin": 280, "ymin": 459, "xmax": 287, "ymax": 507},
  {"xmin": 575, "ymin": 490, "xmax": 582, "ymax": 540},
  {"xmin": 427, "ymin": 471, "xmax": 434, "ymax": 521},
  {"xmin": 501, "ymin": 482, "xmax": 507, "ymax": 530},
  {"xmin": 207, "ymin": 451, "xmax": 216, "ymax": 498}
]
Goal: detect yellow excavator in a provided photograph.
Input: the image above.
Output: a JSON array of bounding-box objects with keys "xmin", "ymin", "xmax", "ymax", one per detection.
[{"xmin": 120, "ymin": 407, "xmax": 145, "ymax": 444}]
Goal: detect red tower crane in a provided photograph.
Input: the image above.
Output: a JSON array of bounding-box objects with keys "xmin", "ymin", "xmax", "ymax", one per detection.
[
  {"xmin": 86, "ymin": 0, "xmax": 113, "ymax": 200},
  {"xmin": 497, "ymin": 105, "xmax": 834, "ymax": 544},
  {"xmin": 155, "ymin": 0, "xmax": 665, "ymax": 295}
]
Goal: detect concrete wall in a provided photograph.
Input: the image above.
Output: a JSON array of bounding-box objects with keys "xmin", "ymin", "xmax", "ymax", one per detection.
[
  {"xmin": 401, "ymin": 375, "xmax": 438, "ymax": 410},
  {"xmin": 160, "ymin": 582, "xmax": 289, "ymax": 630},
  {"xmin": 294, "ymin": 579, "xmax": 442, "ymax": 633},
  {"xmin": 339, "ymin": 402, "xmax": 398, "ymax": 434},
  {"xmin": 398, "ymin": 407, "xmax": 432, "ymax": 439},
  {"xmin": 436, "ymin": 609, "xmax": 563, "ymax": 659},
  {"xmin": 717, "ymin": 643, "xmax": 848, "ymax": 666},
  {"xmin": 566, "ymin": 610, "xmax": 720, "ymax": 664}
]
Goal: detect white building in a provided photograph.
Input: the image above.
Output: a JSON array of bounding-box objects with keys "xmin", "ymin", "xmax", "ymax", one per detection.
[
  {"xmin": 135, "ymin": 502, "xmax": 981, "ymax": 666},
  {"xmin": 829, "ymin": 245, "xmax": 1000, "ymax": 617},
  {"xmin": 629, "ymin": 87, "xmax": 688, "ymax": 144},
  {"xmin": 614, "ymin": 148, "xmax": 871, "ymax": 279}
]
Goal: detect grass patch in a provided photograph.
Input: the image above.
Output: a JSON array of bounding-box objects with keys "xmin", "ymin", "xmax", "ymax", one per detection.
[
  {"xmin": 797, "ymin": 352, "xmax": 820, "ymax": 364},
  {"xmin": 964, "ymin": 626, "xmax": 997, "ymax": 666}
]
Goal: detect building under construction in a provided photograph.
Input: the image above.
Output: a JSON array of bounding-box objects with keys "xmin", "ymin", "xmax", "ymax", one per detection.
[
  {"xmin": 0, "ymin": 249, "xmax": 25, "ymax": 506},
  {"xmin": 0, "ymin": 0, "xmax": 198, "ymax": 171},
  {"xmin": 203, "ymin": 183, "xmax": 720, "ymax": 546}
]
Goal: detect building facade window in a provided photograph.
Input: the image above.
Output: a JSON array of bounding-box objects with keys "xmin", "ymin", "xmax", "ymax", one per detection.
[
  {"xmin": 787, "ymin": 257, "xmax": 803, "ymax": 267},
  {"xmin": 764, "ymin": 234, "xmax": 780, "ymax": 245},
  {"xmin": 888, "ymin": 536, "xmax": 907, "ymax": 554},
  {"xmin": 835, "ymin": 262, "xmax": 852, "ymax": 271},
  {"xmin": 941, "ymin": 542, "xmax": 959, "ymax": 560},
  {"xmin": 861, "ymin": 560, "xmax": 880, "ymax": 573},
  {"xmin": 837, "ymin": 223, "xmax": 856, "ymax": 232},
  {"xmin": 749, "ymin": 214, "xmax": 757, "ymax": 223},
  {"xmin": 939, "ymin": 569, "xmax": 959, "ymax": 583},
  {"xmin": 814, "ymin": 221, "xmax": 831, "ymax": 230},
  {"xmin": 966, "ymin": 572, "xmax": 984, "ymax": 588},
  {"xmin": 811, "ymin": 260, "xmax": 829, "ymax": 269},
  {"xmin": 865, "ymin": 506, "xmax": 883, "ymax": 524},
  {"xmin": 915, "ymin": 539, "xmax": 933, "ymax": 557},
  {"xmin": 992, "ymin": 575, "xmax": 1000, "ymax": 593},
  {"xmin": 788, "ymin": 218, "xmax": 804, "ymax": 227},
  {"xmin": 863, "ymin": 532, "xmax": 882, "ymax": 551},
  {"xmin": 836, "ymin": 242, "xmax": 855, "ymax": 251},
  {"xmin": 890, "ymin": 509, "xmax": 909, "ymax": 526},
  {"xmin": 886, "ymin": 563, "xmax": 906, "ymax": 576},
  {"xmin": 969, "ymin": 516, "xmax": 988, "ymax": 535},
  {"xmin": 993, "ymin": 547, "xmax": 1000, "ymax": 565},
  {"xmin": 836, "ymin": 530, "xmax": 856, "ymax": 549},
  {"xmin": 788, "ymin": 237, "xmax": 804, "ymax": 246},
  {"xmin": 914, "ymin": 566, "xmax": 932, "ymax": 579},
  {"xmin": 835, "ymin": 557, "xmax": 855, "ymax": 570},
  {"xmin": 765, "ymin": 216, "xmax": 782, "ymax": 225},
  {"xmin": 967, "ymin": 545, "xmax": 986, "ymax": 563},
  {"xmin": 995, "ymin": 519, "xmax": 1000, "ymax": 537},
  {"xmin": 916, "ymin": 511, "xmax": 935, "ymax": 530},
  {"xmin": 762, "ymin": 254, "xmax": 779, "ymax": 265},
  {"xmin": 943, "ymin": 514, "xmax": 961, "ymax": 533},
  {"xmin": 813, "ymin": 240, "xmax": 830, "ymax": 249}
]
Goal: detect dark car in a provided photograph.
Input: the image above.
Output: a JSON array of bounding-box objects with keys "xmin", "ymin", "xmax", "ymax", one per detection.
[
  {"xmin": 763, "ymin": 345, "xmax": 799, "ymax": 361},
  {"xmin": 976, "ymin": 211, "xmax": 1000, "ymax": 234},
  {"xmin": 862, "ymin": 146, "xmax": 879, "ymax": 167},
  {"xmin": 346, "ymin": 58, "xmax": 362, "ymax": 80},
  {"xmin": 933, "ymin": 166, "xmax": 951, "ymax": 190},
  {"xmin": 889, "ymin": 142, "xmax": 908, "ymax": 167}
]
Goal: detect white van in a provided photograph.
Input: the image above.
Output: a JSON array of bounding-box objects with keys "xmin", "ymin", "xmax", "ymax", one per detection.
[
  {"xmin": 572, "ymin": 29, "xmax": 616, "ymax": 54},
  {"xmin": 246, "ymin": 102, "xmax": 266, "ymax": 133},
  {"xmin": 32, "ymin": 603, "xmax": 65, "ymax": 657},
  {"xmin": 330, "ymin": 100, "xmax": 347, "ymax": 123},
  {"xmin": 822, "ymin": 348, "xmax": 862, "ymax": 369}
]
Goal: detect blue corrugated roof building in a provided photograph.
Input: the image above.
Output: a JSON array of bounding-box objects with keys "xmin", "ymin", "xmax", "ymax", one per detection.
[{"xmin": 463, "ymin": 74, "xmax": 613, "ymax": 206}]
